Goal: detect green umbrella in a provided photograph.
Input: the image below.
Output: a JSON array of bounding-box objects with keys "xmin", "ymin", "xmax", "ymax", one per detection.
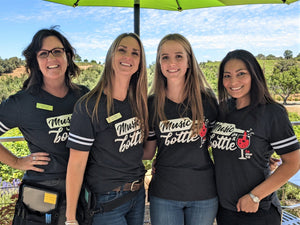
[{"xmin": 44, "ymin": 0, "xmax": 299, "ymax": 35}]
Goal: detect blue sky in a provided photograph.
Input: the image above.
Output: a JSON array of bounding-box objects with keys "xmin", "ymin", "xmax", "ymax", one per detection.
[{"xmin": 0, "ymin": 0, "xmax": 299, "ymax": 65}]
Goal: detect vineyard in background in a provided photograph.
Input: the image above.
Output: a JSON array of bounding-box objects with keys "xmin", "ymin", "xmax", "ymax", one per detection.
[{"xmin": 0, "ymin": 55, "xmax": 300, "ymax": 224}]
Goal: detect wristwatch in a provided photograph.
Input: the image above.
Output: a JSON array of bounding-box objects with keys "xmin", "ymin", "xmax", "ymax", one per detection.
[{"xmin": 249, "ymin": 192, "xmax": 260, "ymax": 203}]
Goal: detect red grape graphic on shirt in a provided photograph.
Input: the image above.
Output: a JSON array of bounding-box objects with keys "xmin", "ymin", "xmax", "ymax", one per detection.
[
  {"xmin": 199, "ymin": 122, "xmax": 207, "ymax": 139},
  {"xmin": 236, "ymin": 131, "xmax": 250, "ymax": 160}
]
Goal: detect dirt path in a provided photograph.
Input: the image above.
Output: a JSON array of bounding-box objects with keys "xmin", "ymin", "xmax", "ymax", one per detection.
[{"xmin": 285, "ymin": 104, "xmax": 300, "ymax": 115}]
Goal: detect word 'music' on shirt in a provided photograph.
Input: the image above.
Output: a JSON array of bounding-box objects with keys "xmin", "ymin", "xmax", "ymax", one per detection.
[
  {"xmin": 159, "ymin": 117, "xmax": 200, "ymax": 146},
  {"xmin": 115, "ymin": 117, "xmax": 143, "ymax": 152}
]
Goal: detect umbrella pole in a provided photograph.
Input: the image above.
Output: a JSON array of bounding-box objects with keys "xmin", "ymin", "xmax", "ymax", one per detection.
[{"xmin": 134, "ymin": 2, "xmax": 140, "ymax": 36}]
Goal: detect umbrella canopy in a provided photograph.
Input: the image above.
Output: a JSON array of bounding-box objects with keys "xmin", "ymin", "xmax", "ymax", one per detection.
[{"xmin": 44, "ymin": 0, "xmax": 299, "ymax": 35}]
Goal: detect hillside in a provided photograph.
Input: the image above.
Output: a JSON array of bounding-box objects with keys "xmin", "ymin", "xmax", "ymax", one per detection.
[
  {"xmin": 2, "ymin": 63, "xmax": 299, "ymax": 113},
  {"xmin": 2, "ymin": 65, "xmax": 93, "ymax": 77},
  {"xmin": 3, "ymin": 66, "xmax": 26, "ymax": 77}
]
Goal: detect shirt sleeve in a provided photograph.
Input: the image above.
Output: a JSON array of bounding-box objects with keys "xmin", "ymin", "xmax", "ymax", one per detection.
[
  {"xmin": 269, "ymin": 105, "xmax": 300, "ymax": 155},
  {"xmin": 66, "ymin": 100, "xmax": 95, "ymax": 151},
  {"xmin": 147, "ymin": 96, "xmax": 157, "ymax": 141},
  {"xmin": 0, "ymin": 94, "xmax": 21, "ymax": 135}
]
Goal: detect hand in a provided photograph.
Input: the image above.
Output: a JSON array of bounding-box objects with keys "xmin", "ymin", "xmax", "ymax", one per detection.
[
  {"xmin": 269, "ymin": 157, "xmax": 282, "ymax": 172},
  {"xmin": 65, "ymin": 220, "xmax": 79, "ymax": 225},
  {"xmin": 16, "ymin": 152, "xmax": 50, "ymax": 172},
  {"xmin": 236, "ymin": 194, "xmax": 259, "ymax": 213}
]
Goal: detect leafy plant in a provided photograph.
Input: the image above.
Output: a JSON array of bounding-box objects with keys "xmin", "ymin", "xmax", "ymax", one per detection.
[
  {"xmin": 0, "ymin": 74, "xmax": 26, "ymax": 101},
  {"xmin": 0, "ymin": 178, "xmax": 21, "ymax": 224},
  {"xmin": 0, "ymin": 128, "xmax": 29, "ymax": 182}
]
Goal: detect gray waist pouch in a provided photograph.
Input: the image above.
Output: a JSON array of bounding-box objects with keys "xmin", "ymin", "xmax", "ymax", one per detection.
[
  {"xmin": 12, "ymin": 182, "xmax": 61, "ymax": 225},
  {"xmin": 22, "ymin": 184, "xmax": 59, "ymax": 212}
]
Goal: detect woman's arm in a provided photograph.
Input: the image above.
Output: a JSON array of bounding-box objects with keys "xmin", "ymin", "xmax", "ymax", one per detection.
[
  {"xmin": 236, "ymin": 149, "xmax": 300, "ymax": 213},
  {"xmin": 66, "ymin": 148, "xmax": 89, "ymax": 221},
  {"xmin": 0, "ymin": 143, "xmax": 50, "ymax": 172},
  {"xmin": 143, "ymin": 140, "xmax": 157, "ymax": 160}
]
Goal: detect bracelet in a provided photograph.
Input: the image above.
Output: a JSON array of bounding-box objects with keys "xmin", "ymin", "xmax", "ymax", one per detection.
[{"xmin": 65, "ymin": 220, "xmax": 79, "ymax": 225}]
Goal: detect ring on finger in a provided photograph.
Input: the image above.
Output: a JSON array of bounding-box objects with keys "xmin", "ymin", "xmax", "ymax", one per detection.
[{"xmin": 33, "ymin": 156, "xmax": 36, "ymax": 161}]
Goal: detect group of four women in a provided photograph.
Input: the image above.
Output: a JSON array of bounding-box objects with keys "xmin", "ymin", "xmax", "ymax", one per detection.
[{"xmin": 0, "ymin": 27, "xmax": 299, "ymax": 225}]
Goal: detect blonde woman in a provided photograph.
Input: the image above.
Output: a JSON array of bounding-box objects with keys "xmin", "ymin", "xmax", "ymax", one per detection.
[{"xmin": 65, "ymin": 33, "xmax": 148, "ymax": 225}]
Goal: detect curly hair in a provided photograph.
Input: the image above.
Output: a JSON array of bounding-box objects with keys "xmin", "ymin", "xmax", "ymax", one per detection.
[{"xmin": 22, "ymin": 26, "xmax": 80, "ymax": 93}]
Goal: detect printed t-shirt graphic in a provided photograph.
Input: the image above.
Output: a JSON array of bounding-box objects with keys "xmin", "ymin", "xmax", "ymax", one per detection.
[
  {"xmin": 66, "ymin": 94, "xmax": 145, "ymax": 194},
  {"xmin": 0, "ymin": 86, "xmax": 89, "ymax": 181}
]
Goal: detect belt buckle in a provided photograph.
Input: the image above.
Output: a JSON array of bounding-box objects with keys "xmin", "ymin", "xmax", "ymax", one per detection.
[{"xmin": 130, "ymin": 180, "xmax": 140, "ymax": 192}]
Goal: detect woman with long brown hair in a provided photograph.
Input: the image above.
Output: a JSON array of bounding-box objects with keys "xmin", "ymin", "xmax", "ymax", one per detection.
[
  {"xmin": 143, "ymin": 33, "xmax": 218, "ymax": 225},
  {"xmin": 65, "ymin": 33, "xmax": 148, "ymax": 225}
]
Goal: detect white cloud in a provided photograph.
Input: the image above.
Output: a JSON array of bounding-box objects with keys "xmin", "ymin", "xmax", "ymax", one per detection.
[{"xmin": 0, "ymin": 0, "xmax": 299, "ymax": 63}]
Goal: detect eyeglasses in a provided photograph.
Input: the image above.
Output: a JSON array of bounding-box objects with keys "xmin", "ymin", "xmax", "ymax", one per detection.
[{"xmin": 37, "ymin": 48, "xmax": 65, "ymax": 59}]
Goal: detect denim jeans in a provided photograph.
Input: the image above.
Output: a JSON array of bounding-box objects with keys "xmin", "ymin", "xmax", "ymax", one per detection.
[
  {"xmin": 149, "ymin": 195, "xmax": 218, "ymax": 225},
  {"xmin": 216, "ymin": 204, "xmax": 281, "ymax": 225},
  {"xmin": 92, "ymin": 188, "xmax": 145, "ymax": 225}
]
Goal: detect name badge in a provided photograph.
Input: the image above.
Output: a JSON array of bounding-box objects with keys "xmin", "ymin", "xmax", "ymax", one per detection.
[
  {"xmin": 36, "ymin": 103, "xmax": 53, "ymax": 111},
  {"xmin": 106, "ymin": 112, "xmax": 122, "ymax": 123}
]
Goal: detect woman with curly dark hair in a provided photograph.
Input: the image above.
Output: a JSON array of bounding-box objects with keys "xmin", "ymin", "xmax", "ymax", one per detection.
[{"xmin": 0, "ymin": 27, "xmax": 89, "ymax": 225}]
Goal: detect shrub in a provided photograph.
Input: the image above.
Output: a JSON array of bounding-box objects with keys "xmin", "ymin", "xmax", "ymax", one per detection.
[
  {"xmin": 0, "ymin": 178, "xmax": 21, "ymax": 224},
  {"xmin": 0, "ymin": 128, "xmax": 29, "ymax": 182}
]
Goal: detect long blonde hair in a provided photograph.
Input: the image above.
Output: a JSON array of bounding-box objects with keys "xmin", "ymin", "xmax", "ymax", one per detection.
[
  {"xmin": 150, "ymin": 33, "xmax": 213, "ymax": 133},
  {"xmin": 82, "ymin": 33, "xmax": 148, "ymax": 140}
]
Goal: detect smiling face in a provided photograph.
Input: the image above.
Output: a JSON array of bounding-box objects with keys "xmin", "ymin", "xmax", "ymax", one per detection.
[
  {"xmin": 37, "ymin": 36, "xmax": 68, "ymax": 84},
  {"xmin": 159, "ymin": 40, "xmax": 189, "ymax": 84},
  {"xmin": 112, "ymin": 36, "xmax": 140, "ymax": 79},
  {"xmin": 223, "ymin": 59, "xmax": 252, "ymax": 109}
]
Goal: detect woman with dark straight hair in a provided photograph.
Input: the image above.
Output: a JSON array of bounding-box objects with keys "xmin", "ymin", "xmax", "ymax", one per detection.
[{"xmin": 211, "ymin": 49, "xmax": 300, "ymax": 225}]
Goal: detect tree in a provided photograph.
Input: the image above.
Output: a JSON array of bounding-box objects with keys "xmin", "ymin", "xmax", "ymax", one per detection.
[
  {"xmin": 74, "ymin": 54, "xmax": 82, "ymax": 62},
  {"xmin": 269, "ymin": 59, "xmax": 300, "ymax": 104},
  {"xmin": 0, "ymin": 57, "xmax": 24, "ymax": 75},
  {"xmin": 147, "ymin": 62, "xmax": 155, "ymax": 89},
  {"xmin": 266, "ymin": 54, "xmax": 276, "ymax": 60},
  {"xmin": 284, "ymin": 50, "xmax": 293, "ymax": 59},
  {"xmin": 8, "ymin": 57, "xmax": 23, "ymax": 67},
  {"xmin": 295, "ymin": 53, "xmax": 300, "ymax": 61},
  {"xmin": 90, "ymin": 60, "xmax": 97, "ymax": 64},
  {"xmin": 256, "ymin": 54, "xmax": 265, "ymax": 60}
]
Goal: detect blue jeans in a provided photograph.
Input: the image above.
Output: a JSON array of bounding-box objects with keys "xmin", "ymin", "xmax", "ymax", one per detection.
[
  {"xmin": 217, "ymin": 205, "xmax": 281, "ymax": 225},
  {"xmin": 149, "ymin": 195, "xmax": 218, "ymax": 225},
  {"xmin": 92, "ymin": 188, "xmax": 145, "ymax": 225}
]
